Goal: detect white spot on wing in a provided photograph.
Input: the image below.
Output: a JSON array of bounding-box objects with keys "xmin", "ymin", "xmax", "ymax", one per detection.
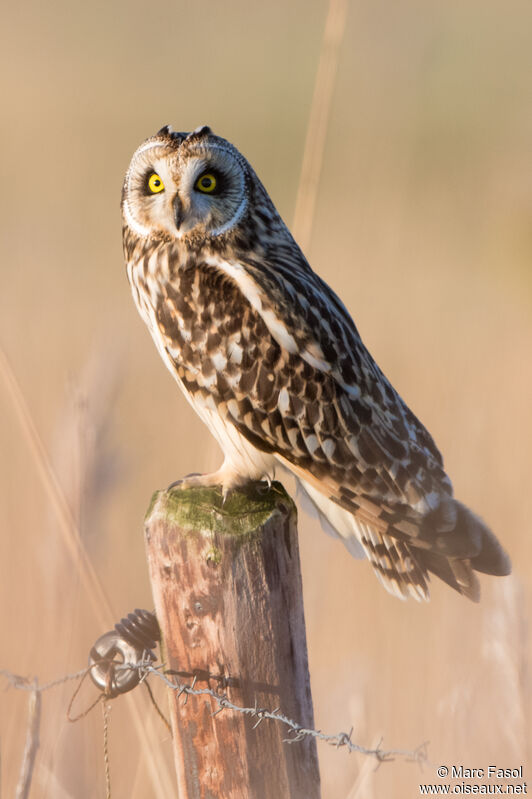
[
  {"xmin": 278, "ymin": 387, "xmax": 290, "ymax": 413},
  {"xmin": 261, "ymin": 309, "xmax": 298, "ymax": 353},
  {"xmin": 346, "ymin": 436, "xmax": 360, "ymax": 457},
  {"xmin": 342, "ymin": 383, "xmax": 361, "ymax": 398},
  {"xmin": 226, "ymin": 399, "xmax": 240, "ymax": 418},
  {"xmin": 304, "ymin": 434, "xmax": 319, "ymax": 455},
  {"xmin": 176, "ymin": 314, "xmax": 191, "ymax": 342},
  {"xmin": 211, "ymin": 351, "xmax": 227, "ymax": 371},
  {"xmin": 322, "ymin": 438, "xmax": 335, "ymax": 460},
  {"xmin": 228, "ymin": 341, "xmax": 243, "ymax": 364}
]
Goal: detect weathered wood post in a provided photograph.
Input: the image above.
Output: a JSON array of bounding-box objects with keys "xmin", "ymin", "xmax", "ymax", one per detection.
[{"xmin": 145, "ymin": 481, "xmax": 321, "ymax": 799}]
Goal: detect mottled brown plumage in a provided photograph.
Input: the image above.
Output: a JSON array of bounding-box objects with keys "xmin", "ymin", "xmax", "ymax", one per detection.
[{"xmin": 121, "ymin": 124, "xmax": 511, "ymax": 600}]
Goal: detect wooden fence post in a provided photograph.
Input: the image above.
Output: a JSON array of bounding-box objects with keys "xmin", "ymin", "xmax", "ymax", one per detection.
[{"xmin": 144, "ymin": 481, "xmax": 321, "ymax": 799}]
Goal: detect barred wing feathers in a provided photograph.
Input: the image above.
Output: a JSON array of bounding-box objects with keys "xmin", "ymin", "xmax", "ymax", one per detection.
[{"xmin": 154, "ymin": 253, "xmax": 510, "ymax": 600}]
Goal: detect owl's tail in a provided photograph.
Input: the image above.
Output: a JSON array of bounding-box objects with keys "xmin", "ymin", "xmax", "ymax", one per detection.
[
  {"xmin": 297, "ymin": 480, "xmax": 511, "ymax": 601},
  {"xmin": 413, "ymin": 499, "xmax": 511, "ymax": 601}
]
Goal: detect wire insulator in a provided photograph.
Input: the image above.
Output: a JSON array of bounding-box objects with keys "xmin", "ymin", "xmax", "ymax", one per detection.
[
  {"xmin": 88, "ymin": 609, "xmax": 160, "ymax": 698},
  {"xmin": 114, "ymin": 609, "xmax": 160, "ymax": 653}
]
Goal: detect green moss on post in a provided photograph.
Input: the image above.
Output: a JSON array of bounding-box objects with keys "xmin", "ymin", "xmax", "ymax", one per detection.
[{"xmin": 147, "ymin": 481, "xmax": 296, "ymax": 540}]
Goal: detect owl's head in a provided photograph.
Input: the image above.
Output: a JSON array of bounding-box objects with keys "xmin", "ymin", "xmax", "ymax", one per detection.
[{"xmin": 121, "ymin": 125, "xmax": 253, "ymax": 242}]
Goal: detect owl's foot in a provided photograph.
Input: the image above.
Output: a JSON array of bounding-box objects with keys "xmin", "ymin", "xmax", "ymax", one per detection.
[
  {"xmin": 255, "ymin": 475, "xmax": 273, "ymax": 495},
  {"xmin": 168, "ymin": 464, "xmax": 249, "ymax": 500},
  {"xmin": 168, "ymin": 473, "xmax": 203, "ymax": 490}
]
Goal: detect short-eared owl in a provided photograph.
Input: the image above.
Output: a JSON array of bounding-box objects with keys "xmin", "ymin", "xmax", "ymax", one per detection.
[{"xmin": 122, "ymin": 124, "xmax": 510, "ymax": 601}]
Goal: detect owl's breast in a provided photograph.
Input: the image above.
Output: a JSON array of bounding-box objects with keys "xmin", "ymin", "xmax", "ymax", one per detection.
[
  {"xmin": 127, "ymin": 252, "xmax": 256, "ymax": 398},
  {"xmin": 154, "ymin": 263, "xmax": 254, "ymax": 387},
  {"xmin": 127, "ymin": 252, "xmax": 163, "ymax": 333}
]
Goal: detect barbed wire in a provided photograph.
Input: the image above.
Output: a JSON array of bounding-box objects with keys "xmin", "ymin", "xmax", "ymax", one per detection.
[
  {"xmin": 140, "ymin": 662, "xmax": 429, "ymax": 764},
  {"xmin": 1, "ymin": 666, "xmax": 89, "ymax": 694},
  {"xmin": 1, "ymin": 661, "xmax": 429, "ymax": 767}
]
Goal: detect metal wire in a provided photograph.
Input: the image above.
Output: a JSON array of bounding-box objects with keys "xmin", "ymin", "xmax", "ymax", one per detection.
[
  {"xmin": 1, "ymin": 662, "xmax": 428, "ymax": 766},
  {"xmin": 102, "ymin": 698, "xmax": 112, "ymax": 799},
  {"xmin": 135, "ymin": 662, "xmax": 429, "ymax": 765}
]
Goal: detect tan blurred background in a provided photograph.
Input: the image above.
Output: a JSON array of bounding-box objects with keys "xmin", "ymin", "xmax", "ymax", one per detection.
[{"xmin": 1, "ymin": 0, "xmax": 531, "ymax": 796}]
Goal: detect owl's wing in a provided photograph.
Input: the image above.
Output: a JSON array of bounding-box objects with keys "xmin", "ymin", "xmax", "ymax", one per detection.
[
  {"xmin": 156, "ymin": 257, "xmax": 509, "ymax": 599},
  {"xmin": 208, "ymin": 254, "xmax": 451, "ymax": 510}
]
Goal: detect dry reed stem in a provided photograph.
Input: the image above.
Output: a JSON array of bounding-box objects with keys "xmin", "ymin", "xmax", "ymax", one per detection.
[
  {"xmin": 53, "ymin": 352, "xmax": 120, "ymax": 546},
  {"xmin": 483, "ymin": 578, "xmax": 530, "ymax": 758},
  {"xmin": 0, "ymin": 342, "xmax": 176, "ymax": 799},
  {"xmin": 347, "ymin": 734, "xmax": 382, "ymax": 799},
  {"xmin": 0, "ymin": 343, "xmax": 113, "ymax": 629},
  {"xmin": 14, "ymin": 681, "xmax": 41, "ymax": 799},
  {"xmin": 292, "ymin": 0, "xmax": 349, "ymax": 252}
]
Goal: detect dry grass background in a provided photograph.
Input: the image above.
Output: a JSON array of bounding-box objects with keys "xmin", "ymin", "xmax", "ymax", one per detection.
[{"xmin": 1, "ymin": 1, "xmax": 531, "ymax": 796}]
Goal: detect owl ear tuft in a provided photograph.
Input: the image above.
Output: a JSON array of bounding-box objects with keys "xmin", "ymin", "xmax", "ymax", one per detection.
[
  {"xmin": 157, "ymin": 125, "xmax": 187, "ymax": 143},
  {"xmin": 187, "ymin": 125, "xmax": 212, "ymax": 140}
]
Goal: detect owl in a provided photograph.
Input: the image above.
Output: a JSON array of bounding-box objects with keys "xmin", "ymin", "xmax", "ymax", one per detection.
[{"xmin": 121, "ymin": 124, "xmax": 510, "ymax": 601}]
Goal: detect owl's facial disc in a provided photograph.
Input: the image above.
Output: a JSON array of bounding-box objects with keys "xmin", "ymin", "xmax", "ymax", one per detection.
[{"xmin": 122, "ymin": 129, "xmax": 249, "ymax": 241}]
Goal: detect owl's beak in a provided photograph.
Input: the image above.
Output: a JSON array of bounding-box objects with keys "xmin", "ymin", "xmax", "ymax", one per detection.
[{"xmin": 173, "ymin": 194, "xmax": 184, "ymax": 231}]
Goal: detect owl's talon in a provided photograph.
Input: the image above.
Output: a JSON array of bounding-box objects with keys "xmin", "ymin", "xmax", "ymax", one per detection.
[
  {"xmin": 167, "ymin": 473, "xmax": 203, "ymax": 491},
  {"xmin": 256, "ymin": 479, "xmax": 273, "ymax": 496},
  {"xmin": 221, "ymin": 487, "xmax": 233, "ymax": 507},
  {"xmin": 167, "ymin": 469, "xmax": 242, "ymax": 493}
]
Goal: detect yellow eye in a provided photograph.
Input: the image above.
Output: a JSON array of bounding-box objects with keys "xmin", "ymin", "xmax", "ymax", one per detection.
[
  {"xmin": 195, "ymin": 173, "xmax": 217, "ymax": 193},
  {"xmin": 148, "ymin": 173, "xmax": 164, "ymax": 193}
]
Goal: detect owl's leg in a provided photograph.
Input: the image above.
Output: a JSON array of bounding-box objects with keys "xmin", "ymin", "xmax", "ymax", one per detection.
[{"xmin": 168, "ymin": 461, "xmax": 251, "ymax": 499}]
